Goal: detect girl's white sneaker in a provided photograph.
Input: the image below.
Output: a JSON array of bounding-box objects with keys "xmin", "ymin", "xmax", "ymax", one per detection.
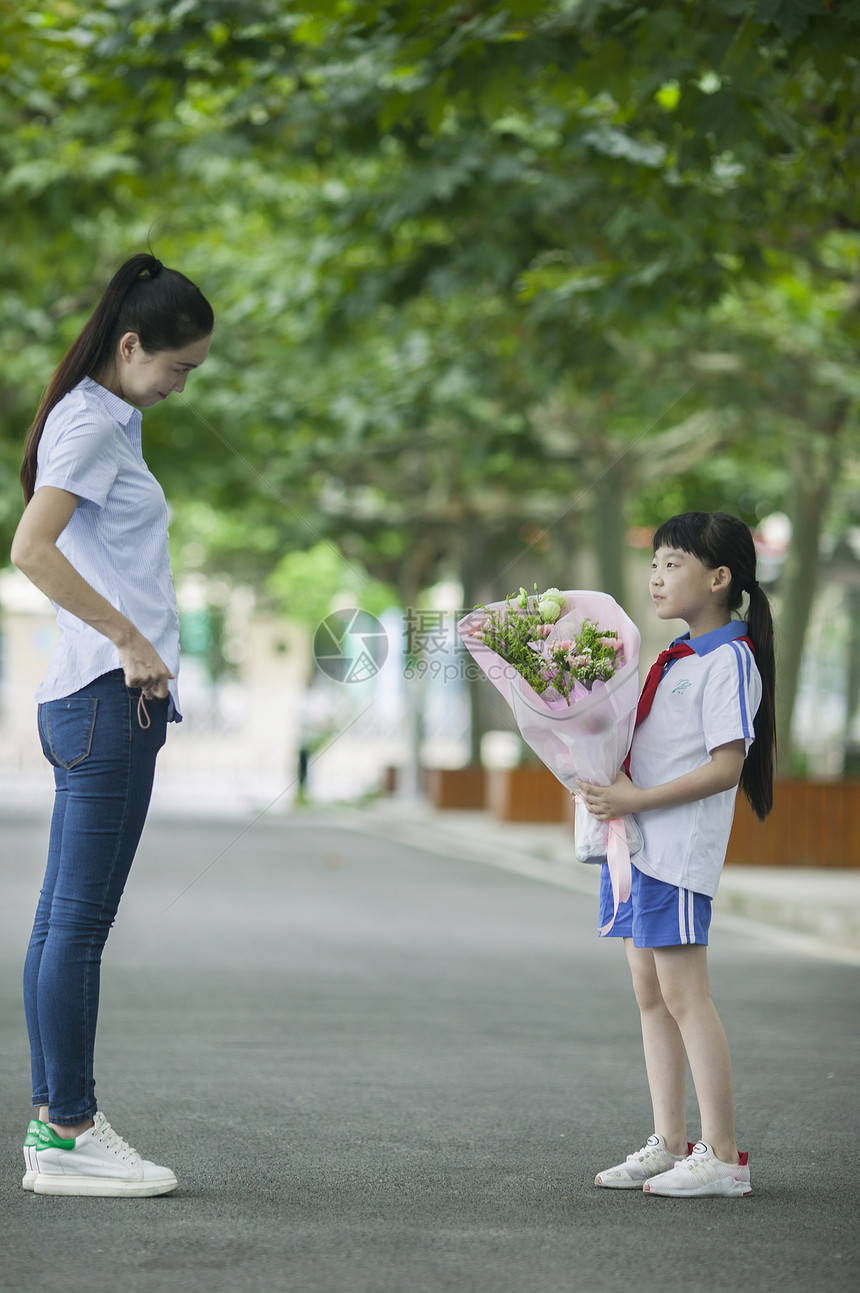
[
  {"xmin": 32, "ymin": 1111, "xmax": 178, "ymax": 1197},
  {"xmin": 643, "ymin": 1141, "xmax": 752, "ymax": 1197},
  {"xmin": 595, "ymin": 1133, "xmax": 692, "ymax": 1188}
]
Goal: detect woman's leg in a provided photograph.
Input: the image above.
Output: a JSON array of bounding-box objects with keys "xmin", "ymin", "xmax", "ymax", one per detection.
[
  {"xmin": 652, "ymin": 944, "xmax": 738, "ymax": 1163},
  {"xmin": 24, "ymin": 673, "xmax": 167, "ymax": 1128},
  {"xmin": 23, "ymin": 769, "xmax": 70, "ymax": 1116},
  {"xmin": 625, "ymin": 941, "xmax": 688, "ymax": 1156}
]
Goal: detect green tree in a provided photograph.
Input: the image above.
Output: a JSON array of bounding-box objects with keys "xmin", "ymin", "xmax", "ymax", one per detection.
[{"xmin": 2, "ymin": 0, "xmax": 858, "ymax": 768}]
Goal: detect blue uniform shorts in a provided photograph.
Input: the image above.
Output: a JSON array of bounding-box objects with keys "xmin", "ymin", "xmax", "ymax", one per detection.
[{"xmin": 598, "ymin": 862, "xmax": 712, "ymax": 947}]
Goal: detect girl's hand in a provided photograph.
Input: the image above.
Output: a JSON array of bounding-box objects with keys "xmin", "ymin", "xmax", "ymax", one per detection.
[
  {"xmin": 576, "ymin": 771, "xmax": 642, "ymax": 820},
  {"xmin": 578, "ymin": 741, "xmax": 746, "ymax": 819}
]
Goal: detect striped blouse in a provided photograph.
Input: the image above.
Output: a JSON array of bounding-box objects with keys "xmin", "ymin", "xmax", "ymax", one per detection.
[{"xmin": 33, "ymin": 377, "xmax": 181, "ymax": 717}]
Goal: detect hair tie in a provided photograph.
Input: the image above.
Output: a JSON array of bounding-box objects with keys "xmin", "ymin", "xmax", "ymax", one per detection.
[{"xmin": 149, "ymin": 258, "xmax": 163, "ymax": 277}]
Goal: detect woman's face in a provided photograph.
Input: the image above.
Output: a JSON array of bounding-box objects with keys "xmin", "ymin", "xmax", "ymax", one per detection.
[{"xmin": 111, "ymin": 331, "xmax": 212, "ymax": 408}]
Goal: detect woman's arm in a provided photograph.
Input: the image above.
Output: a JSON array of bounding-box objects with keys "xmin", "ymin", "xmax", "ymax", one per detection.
[
  {"xmin": 577, "ymin": 740, "xmax": 747, "ymax": 820},
  {"xmin": 11, "ymin": 486, "xmax": 172, "ymax": 696}
]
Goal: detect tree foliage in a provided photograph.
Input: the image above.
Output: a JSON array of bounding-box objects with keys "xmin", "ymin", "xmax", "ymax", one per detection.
[{"xmin": 1, "ymin": 0, "xmax": 859, "ymax": 762}]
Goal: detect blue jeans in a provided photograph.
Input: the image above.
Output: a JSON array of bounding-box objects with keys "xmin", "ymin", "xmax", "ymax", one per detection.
[{"xmin": 24, "ymin": 670, "xmax": 168, "ymax": 1124}]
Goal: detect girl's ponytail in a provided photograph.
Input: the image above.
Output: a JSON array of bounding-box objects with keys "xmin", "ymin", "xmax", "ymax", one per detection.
[
  {"xmin": 740, "ymin": 582, "xmax": 776, "ymax": 820},
  {"xmin": 21, "ymin": 253, "xmax": 213, "ymax": 502}
]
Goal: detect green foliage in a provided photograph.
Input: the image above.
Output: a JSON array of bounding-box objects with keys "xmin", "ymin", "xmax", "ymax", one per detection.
[
  {"xmin": 477, "ymin": 593, "xmax": 558, "ymax": 695},
  {"xmin": 265, "ymin": 541, "xmax": 397, "ymax": 628},
  {"xmin": 557, "ymin": 620, "xmax": 622, "ymax": 690},
  {"xmin": 0, "ymin": 0, "xmax": 858, "ymax": 757}
]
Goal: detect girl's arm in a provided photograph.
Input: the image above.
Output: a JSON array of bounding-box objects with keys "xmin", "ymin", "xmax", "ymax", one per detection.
[
  {"xmin": 11, "ymin": 485, "xmax": 173, "ymax": 696},
  {"xmin": 577, "ymin": 740, "xmax": 746, "ymax": 820}
]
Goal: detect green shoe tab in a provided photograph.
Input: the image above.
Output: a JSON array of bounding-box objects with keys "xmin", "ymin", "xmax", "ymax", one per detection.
[
  {"xmin": 24, "ymin": 1119, "xmax": 43, "ymax": 1148},
  {"xmin": 34, "ymin": 1124, "xmax": 76, "ymax": 1151}
]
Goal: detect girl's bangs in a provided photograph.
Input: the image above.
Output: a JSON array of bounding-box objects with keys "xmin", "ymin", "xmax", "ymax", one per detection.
[{"xmin": 651, "ymin": 513, "xmax": 708, "ymax": 558}]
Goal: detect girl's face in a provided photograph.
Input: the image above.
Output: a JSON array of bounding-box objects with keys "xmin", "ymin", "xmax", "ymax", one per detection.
[
  {"xmin": 650, "ymin": 545, "xmax": 731, "ymax": 633},
  {"xmin": 110, "ymin": 332, "xmax": 212, "ymax": 408}
]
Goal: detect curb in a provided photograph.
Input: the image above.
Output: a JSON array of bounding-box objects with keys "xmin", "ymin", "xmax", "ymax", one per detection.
[{"xmin": 328, "ymin": 798, "xmax": 860, "ymax": 967}]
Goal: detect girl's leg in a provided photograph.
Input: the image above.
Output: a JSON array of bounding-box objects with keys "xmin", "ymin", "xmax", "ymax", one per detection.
[
  {"xmin": 652, "ymin": 944, "xmax": 738, "ymax": 1163},
  {"xmin": 24, "ymin": 673, "xmax": 167, "ymax": 1129},
  {"xmin": 625, "ymin": 942, "xmax": 688, "ymax": 1156}
]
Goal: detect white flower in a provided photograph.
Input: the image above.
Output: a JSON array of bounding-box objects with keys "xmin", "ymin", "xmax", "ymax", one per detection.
[{"xmin": 538, "ymin": 596, "xmax": 563, "ymax": 622}]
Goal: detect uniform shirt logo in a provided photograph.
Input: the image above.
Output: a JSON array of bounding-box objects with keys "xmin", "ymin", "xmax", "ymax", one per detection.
[{"xmin": 671, "ymin": 678, "xmax": 692, "ymax": 694}]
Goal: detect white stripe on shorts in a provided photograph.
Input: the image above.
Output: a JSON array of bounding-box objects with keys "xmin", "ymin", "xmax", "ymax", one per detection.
[{"xmin": 677, "ymin": 888, "xmax": 697, "ymax": 944}]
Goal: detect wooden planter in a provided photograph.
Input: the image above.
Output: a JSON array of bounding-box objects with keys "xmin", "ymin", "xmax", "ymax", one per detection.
[
  {"xmin": 380, "ymin": 765, "xmax": 400, "ymax": 795},
  {"xmin": 485, "ymin": 771, "xmax": 860, "ymax": 866},
  {"xmin": 434, "ymin": 766, "xmax": 858, "ymax": 867},
  {"xmin": 425, "ymin": 766, "xmax": 487, "ymax": 810},
  {"xmin": 486, "ymin": 765, "xmax": 569, "ymax": 823},
  {"xmin": 726, "ymin": 779, "xmax": 860, "ymax": 868}
]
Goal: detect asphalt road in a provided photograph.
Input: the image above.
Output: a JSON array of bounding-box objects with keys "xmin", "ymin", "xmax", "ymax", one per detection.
[{"xmin": 1, "ymin": 803, "xmax": 858, "ymax": 1293}]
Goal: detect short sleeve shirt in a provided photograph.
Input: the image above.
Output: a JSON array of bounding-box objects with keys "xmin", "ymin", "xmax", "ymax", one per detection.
[
  {"xmin": 628, "ymin": 621, "xmax": 761, "ymax": 897},
  {"xmin": 33, "ymin": 377, "xmax": 181, "ymax": 714}
]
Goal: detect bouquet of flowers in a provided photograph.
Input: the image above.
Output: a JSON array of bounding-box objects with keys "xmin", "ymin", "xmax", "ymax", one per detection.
[
  {"xmin": 475, "ymin": 585, "xmax": 626, "ymax": 703},
  {"xmin": 458, "ymin": 587, "xmax": 642, "ymax": 933}
]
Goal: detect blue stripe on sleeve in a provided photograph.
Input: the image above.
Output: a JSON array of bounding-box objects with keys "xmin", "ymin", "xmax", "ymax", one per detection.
[{"xmin": 729, "ymin": 641, "xmax": 753, "ymax": 740}]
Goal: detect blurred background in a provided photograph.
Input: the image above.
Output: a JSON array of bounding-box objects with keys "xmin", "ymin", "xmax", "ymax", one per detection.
[{"xmin": 1, "ymin": 0, "xmax": 858, "ymax": 816}]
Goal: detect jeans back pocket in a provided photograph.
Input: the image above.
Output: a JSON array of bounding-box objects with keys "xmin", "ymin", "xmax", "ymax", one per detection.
[{"xmin": 38, "ymin": 697, "xmax": 99, "ymax": 769}]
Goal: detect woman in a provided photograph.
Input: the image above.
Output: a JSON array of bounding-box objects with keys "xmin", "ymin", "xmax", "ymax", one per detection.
[{"xmin": 12, "ymin": 252, "xmax": 213, "ymax": 1196}]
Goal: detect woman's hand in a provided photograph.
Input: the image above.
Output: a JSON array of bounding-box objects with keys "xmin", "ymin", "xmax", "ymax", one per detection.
[
  {"xmin": 576, "ymin": 771, "xmax": 643, "ymax": 820},
  {"xmin": 118, "ymin": 633, "xmax": 173, "ymax": 698}
]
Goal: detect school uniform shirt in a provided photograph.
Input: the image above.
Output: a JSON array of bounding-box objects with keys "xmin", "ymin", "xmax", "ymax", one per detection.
[
  {"xmin": 33, "ymin": 377, "xmax": 181, "ymax": 716},
  {"xmin": 628, "ymin": 621, "xmax": 760, "ymax": 897}
]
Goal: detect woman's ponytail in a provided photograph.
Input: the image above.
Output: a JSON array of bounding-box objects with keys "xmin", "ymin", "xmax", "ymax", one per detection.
[{"xmin": 21, "ymin": 253, "xmax": 213, "ymax": 502}]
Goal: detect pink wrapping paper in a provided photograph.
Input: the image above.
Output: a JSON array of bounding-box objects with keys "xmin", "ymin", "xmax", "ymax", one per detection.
[{"xmin": 457, "ymin": 591, "xmax": 641, "ymax": 934}]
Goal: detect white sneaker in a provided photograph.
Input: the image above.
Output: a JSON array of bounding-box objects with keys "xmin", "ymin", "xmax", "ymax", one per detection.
[
  {"xmin": 32, "ymin": 1111, "xmax": 178, "ymax": 1197},
  {"xmin": 595, "ymin": 1133, "xmax": 692, "ymax": 1188},
  {"xmin": 644, "ymin": 1141, "xmax": 752, "ymax": 1197}
]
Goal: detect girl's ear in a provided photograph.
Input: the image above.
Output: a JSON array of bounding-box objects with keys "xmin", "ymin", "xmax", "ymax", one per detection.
[{"xmin": 711, "ymin": 565, "xmax": 732, "ymax": 593}]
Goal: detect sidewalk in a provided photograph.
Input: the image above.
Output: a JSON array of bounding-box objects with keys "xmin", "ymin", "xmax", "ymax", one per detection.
[
  {"xmin": 3, "ymin": 767, "xmax": 859, "ymax": 964},
  {"xmin": 335, "ymin": 796, "xmax": 860, "ymax": 966}
]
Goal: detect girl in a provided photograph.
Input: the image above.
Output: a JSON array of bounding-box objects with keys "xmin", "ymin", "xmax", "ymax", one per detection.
[
  {"xmin": 11, "ymin": 253, "xmax": 213, "ymax": 1196},
  {"xmin": 577, "ymin": 511, "xmax": 775, "ymax": 1197}
]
